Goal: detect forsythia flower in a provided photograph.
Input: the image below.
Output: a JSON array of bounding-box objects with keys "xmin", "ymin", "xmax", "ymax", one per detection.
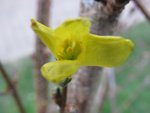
[{"xmin": 31, "ymin": 18, "xmax": 134, "ymax": 85}]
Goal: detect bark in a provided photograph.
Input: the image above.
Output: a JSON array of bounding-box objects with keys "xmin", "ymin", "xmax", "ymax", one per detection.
[
  {"xmin": 67, "ymin": 0, "xmax": 130, "ymax": 113},
  {"xmin": 107, "ymin": 68, "xmax": 117, "ymax": 113},
  {"xmin": 33, "ymin": 0, "xmax": 51, "ymax": 113},
  {"xmin": 67, "ymin": 67, "xmax": 101, "ymax": 113},
  {"xmin": 60, "ymin": 87, "xmax": 68, "ymax": 113},
  {"xmin": 90, "ymin": 68, "xmax": 109, "ymax": 113}
]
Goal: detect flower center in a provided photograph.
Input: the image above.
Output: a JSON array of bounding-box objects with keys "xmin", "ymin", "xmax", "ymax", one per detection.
[{"xmin": 56, "ymin": 39, "xmax": 82, "ymax": 60}]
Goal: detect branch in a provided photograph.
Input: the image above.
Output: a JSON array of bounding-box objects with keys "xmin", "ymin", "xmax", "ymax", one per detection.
[
  {"xmin": 133, "ymin": 0, "xmax": 150, "ymax": 23},
  {"xmin": 90, "ymin": 68, "xmax": 117, "ymax": 113},
  {"xmin": 60, "ymin": 86, "xmax": 68, "ymax": 113},
  {"xmin": 90, "ymin": 69, "xmax": 109, "ymax": 113},
  {"xmin": 33, "ymin": 0, "xmax": 51, "ymax": 113},
  {"xmin": 68, "ymin": 67, "xmax": 102, "ymax": 113},
  {"xmin": 53, "ymin": 86, "xmax": 68, "ymax": 113},
  {"xmin": 67, "ymin": 0, "xmax": 130, "ymax": 113},
  {"xmin": 0, "ymin": 62, "xmax": 26, "ymax": 113},
  {"xmin": 107, "ymin": 68, "xmax": 118, "ymax": 113}
]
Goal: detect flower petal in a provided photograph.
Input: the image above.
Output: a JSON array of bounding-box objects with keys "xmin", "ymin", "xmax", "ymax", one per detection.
[
  {"xmin": 31, "ymin": 19, "xmax": 57, "ymax": 54},
  {"xmin": 41, "ymin": 60, "xmax": 80, "ymax": 84},
  {"xmin": 80, "ymin": 34, "xmax": 134, "ymax": 67},
  {"xmin": 54, "ymin": 18, "xmax": 91, "ymax": 40}
]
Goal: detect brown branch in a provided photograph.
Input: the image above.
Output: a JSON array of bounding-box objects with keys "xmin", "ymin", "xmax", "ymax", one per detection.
[
  {"xmin": 90, "ymin": 70, "xmax": 109, "ymax": 113},
  {"xmin": 33, "ymin": 0, "xmax": 51, "ymax": 113},
  {"xmin": 107, "ymin": 68, "xmax": 118, "ymax": 113},
  {"xmin": 0, "ymin": 62, "xmax": 26, "ymax": 113},
  {"xmin": 53, "ymin": 86, "xmax": 68, "ymax": 113},
  {"xmin": 60, "ymin": 86, "xmax": 68, "ymax": 113},
  {"xmin": 133, "ymin": 0, "xmax": 150, "ymax": 22},
  {"xmin": 67, "ymin": 0, "xmax": 130, "ymax": 113},
  {"xmin": 68, "ymin": 67, "xmax": 102, "ymax": 113}
]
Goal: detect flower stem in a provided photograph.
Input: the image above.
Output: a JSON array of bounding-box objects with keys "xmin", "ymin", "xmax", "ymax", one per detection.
[
  {"xmin": 60, "ymin": 86, "xmax": 68, "ymax": 113},
  {"xmin": 53, "ymin": 86, "xmax": 68, "ymax": 113}
]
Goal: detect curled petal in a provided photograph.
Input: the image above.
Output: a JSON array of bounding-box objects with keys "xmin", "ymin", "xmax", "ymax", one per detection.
[
  {"xmin": 41, "ymin": 60, "xmax": 80, "ymax": 84},
  {"xmin": 31, "ymin": 19, "xmax": 57, "ymax": 54}
]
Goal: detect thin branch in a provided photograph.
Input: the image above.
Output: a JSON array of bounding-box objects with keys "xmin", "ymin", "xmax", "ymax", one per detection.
[
  {"xmin": 133, "ymin": 0, "xmax": 150, "ymax": 22},
  {"xmin": 53, "ymin": 86, "xmax": 68, "ymax": 113},
  {"xmin": 60, "ymin": 86, "xmax": 68, "ymax": 113},
  {"xmin": 0, "ymin": 62, "xmax": 26, "ymax": 113}
]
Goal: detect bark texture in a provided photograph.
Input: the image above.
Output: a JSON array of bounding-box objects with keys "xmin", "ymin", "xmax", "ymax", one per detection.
[
  {"xmin": 33, "ymin": 0, "xmax": 51, "ymax": 113},
  {"xmin": 67, "ymin": 0, "xmax": 130, "ymax": 113}
]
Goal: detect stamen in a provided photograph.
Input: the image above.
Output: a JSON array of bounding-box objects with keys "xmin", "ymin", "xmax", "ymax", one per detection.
[{"xmin": 66, "ymin": 47, "xmax": 73, "ymax": 53}]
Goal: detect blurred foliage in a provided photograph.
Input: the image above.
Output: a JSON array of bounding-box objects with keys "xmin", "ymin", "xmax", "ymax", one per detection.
[
  {"xmin": 0, "ymin": 57, "xmax": 35, "ymax": 113},
  {"xmin": 0, "ymin": 21, "xmax": 150, "ymax": 113},
  {"xmin": 102, "ymin": 21, "xmax": 150, "ymax": 113}
]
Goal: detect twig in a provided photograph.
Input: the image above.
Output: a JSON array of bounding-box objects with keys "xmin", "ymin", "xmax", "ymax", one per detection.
[
  {"xmin": 60, "ymin": 86, "xmax": 68, "ymax": 113},
  {"xmin": 53, "ymin": 86, "xmax": 68, "ymax": 113},
  {"xmin": 133, "ymin": 0, "xmax": 150, "ymax": 22},
  {"xmin": 0, "ymin": 62, "xmax": 26, "ymax": 113}
]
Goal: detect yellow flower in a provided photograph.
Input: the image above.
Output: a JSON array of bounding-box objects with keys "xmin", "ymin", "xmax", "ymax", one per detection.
[{"xmin": 31, "ymin": 18, "xmax": 134, "ymax": 84}]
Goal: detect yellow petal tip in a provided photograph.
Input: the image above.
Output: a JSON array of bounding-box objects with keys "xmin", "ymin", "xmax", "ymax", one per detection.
[
  {"xmin": 125, "ymin": 39, "xmax": 134, "ymax": 52},
  {"xmin": 30, "ymin": 18, "xmax": 38, "ymax": 29}
]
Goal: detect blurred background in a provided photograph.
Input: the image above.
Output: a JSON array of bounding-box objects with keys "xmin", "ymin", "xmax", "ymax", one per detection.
[{"xmin": 0, "ymin": 0, "xmax": 150, "ymax": 113}]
